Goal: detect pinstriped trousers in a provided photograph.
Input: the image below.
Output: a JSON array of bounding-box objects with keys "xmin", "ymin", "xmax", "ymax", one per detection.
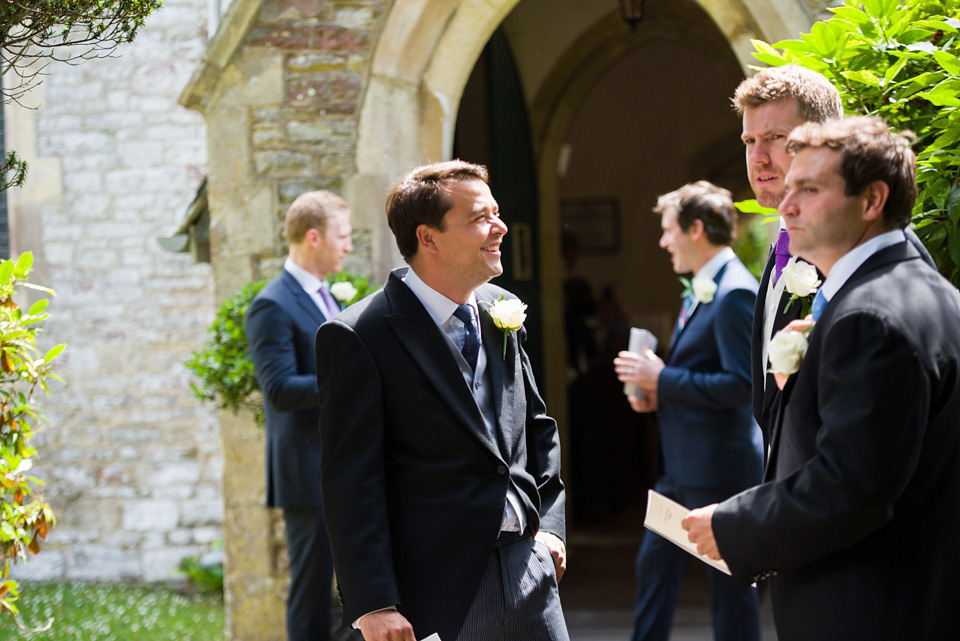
[{"xmin": 456, "ymin": 536, "xmax": 570, "ymax": 641}]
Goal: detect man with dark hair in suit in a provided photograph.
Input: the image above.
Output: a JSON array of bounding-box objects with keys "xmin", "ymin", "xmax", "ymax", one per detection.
[
  {"xmin": 615, "ymin": 181, "xmax": 762, "ymax": 641},
  {"xmin": 246, "ymin": 190, "xmax": 353, "ymax": 641},
  {"xmin": 316, "ymin": 160, "xmax": 568, "ymax": 641},
  {"xmin": 683, "ymin": 116, "xmax": 960, "ymax": 640}
]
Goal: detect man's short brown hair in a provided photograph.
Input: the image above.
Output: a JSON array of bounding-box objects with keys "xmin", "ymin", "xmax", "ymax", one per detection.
[
  {"xmin": 654, "ymin": 181, "xmax": 738, "ymax": 247},
  {"xmin": 786, "ymin": 116, "xmax": 917, "ymax": 229},
  {"xmin": 733, "ymin": 65, "xmax": 843, "ymax": 122},
  {"xmin": 386, "ymin": 160, "xmax": 490, "ymax": 262},
  {"xmin": 284, "ymin": 190, "xmax": 350, "ymax": 244}
]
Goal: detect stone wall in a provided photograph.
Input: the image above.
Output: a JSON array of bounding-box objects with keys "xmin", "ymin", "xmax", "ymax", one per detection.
[
  {"xmin": 6, "ymin": 0, "xmax": 219, "ymax": 583},
  {"xmin": 184, "ymin": 1, "xmax": 387, "ymax": 638}
]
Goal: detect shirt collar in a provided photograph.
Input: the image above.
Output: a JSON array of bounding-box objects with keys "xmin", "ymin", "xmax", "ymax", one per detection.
[
  {"xmin": 820, "ymin": 229, "xmax": 905, "ymax": 302},
  {"xmin": 694, "ymin": 246, "xmax": 735, "ymax": 282},
  {"xmin": 284, "ymin": 256, "xmax": 327, "ymax": 294},
  {"xmin": 401, "ymin": 267, "xmax": 478, "ymax": 327}
]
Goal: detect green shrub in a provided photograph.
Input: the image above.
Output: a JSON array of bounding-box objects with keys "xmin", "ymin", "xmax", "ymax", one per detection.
[
  {"xmin": 0, "ymin": 252, "xmax": 65, "ymax": 616},
  {"xmin": 185, "ymin": 272, "xmax": 379, "ymax": 427},
  {"xmin": 749, "ymin": 0, "xmax": 960, "ymax": 286}
]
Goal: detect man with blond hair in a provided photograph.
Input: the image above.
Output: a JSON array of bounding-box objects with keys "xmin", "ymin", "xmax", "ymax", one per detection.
[{"xmin": 247, "ymin": 190, "xmax": 353, "ymax": 641}]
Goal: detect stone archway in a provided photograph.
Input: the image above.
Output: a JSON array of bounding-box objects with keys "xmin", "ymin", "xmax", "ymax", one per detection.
[{"xmin": 349, "ymin": 0, "xmax": 813, "ymax": 454}]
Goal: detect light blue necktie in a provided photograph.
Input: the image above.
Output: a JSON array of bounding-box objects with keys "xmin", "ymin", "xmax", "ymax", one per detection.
[
  {"xmin": 453, "ymin": 304, "xmax": 479, "ymax": 371},
  {"xmin": 812, "ymin": 289, "xmax": 828, "ymax": 321}
]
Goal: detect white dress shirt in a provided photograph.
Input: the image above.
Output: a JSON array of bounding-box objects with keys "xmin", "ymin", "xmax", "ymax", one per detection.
[
  {"xmin": 284, "ymin": 257, "xmax": 338, "ymax": 318},
  {"xmin": 402, "ymin": 268, "xmax": 526, "ymax": 534}
]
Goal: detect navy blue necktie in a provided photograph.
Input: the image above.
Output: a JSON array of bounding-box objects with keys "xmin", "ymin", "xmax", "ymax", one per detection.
[
  {"xmin": 453, "ymin": 304, "xmax": 479, "ymax": 370},
  {"xmin": 812, "ymin": 289, "xmax": 827, "ymax": 321}
]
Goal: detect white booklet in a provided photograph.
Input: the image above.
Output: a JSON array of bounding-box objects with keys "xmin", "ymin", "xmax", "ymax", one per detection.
[
  {"xmin": 421, "ymin": 635, "xmax": 441, "ymax": 641},
  {"xmin": 623, "ymin": 327, "xmax": 658, "ymax": 401},
  {"xmin": 643, "ymin": 489, "xmax": 731, "ymax": 575}
]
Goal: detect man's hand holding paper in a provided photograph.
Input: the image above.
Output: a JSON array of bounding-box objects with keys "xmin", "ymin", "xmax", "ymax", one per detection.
[{"xmin": 682, "ymin": 504, "xmax": 722, "ymax": 561}]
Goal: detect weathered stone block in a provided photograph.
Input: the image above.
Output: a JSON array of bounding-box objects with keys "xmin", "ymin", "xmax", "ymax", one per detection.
[
  {"xmin": 259, "ymin": 0, "xmax": 332, "ymax": 23},
  {"xmin": 253, "ymin": 121, "xmax": 285, "ymax": 146},
  {"xmin": 225, "ymin": 576, "xmax": 286, "ymax": 641},
  {"xmin": 253, "ymin": 149, "xmax": 315, "ymax": 176},
  {"xmin": 181, "ymin": 498, "xmax": 226, "ymax": 527},
  {"xmin": 285, "ymin": 118, "xmax": 355, "ymax": 143},
  {"xmin": 122, "ymin": 500, "xmax": 180, "ymax": 531},
  {"xmin": 287, "ymin": 52, "xmax": 348, "ymax": 73},
  {"xmin": 10, "ymin": 550, "xmax": 67, "ymax": 581},
  {"xmin": 278, "ymin": 177, "xmax": 343, "ymax": 205},
  {"xmin": 143, "ymin": 547, "xmax": 200, "ymax": 582},
  {"xmin": 249, "ymin": 24, "xmax": 312, "ymax": 49},
  {"xmin": 287, "ymin": 72, "xmax": 361, "ymax": 106},
  {"xmin": 221, "ymin": 436, "xmax": 267, "ymax": 506},
  {"xmin": 68, "ymin": 544, "xmax": 141, "ymax": 581}
]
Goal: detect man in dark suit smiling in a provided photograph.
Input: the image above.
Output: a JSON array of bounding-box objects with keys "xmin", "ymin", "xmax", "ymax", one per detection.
[
  {"xmin": 246, "ymin": 190, "xmax": 353, "ymax": 641},
  {"xmin": 316, "ymin": 160, "xmax": 567, "ymax": 641}
]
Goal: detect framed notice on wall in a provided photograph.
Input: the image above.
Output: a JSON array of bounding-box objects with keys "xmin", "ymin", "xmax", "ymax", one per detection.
[{"xmin": 560, "ymin": 197, "xmax": 620, "ymax": 254}]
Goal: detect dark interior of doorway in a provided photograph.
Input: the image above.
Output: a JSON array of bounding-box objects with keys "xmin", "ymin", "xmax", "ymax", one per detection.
[{"xmin": 452, "ymin": 28, "xmax": 656, "ymax": 550}]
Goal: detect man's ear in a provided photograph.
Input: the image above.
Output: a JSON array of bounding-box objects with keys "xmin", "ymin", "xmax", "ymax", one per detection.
[
  {"xmin": 304, "ymin": 227, "xmax": 321, "ymax": 246},
  {"xmin": 416, "ymin": 224, "xmax": 439, "ymax": 255},
  {"xmin": 862, "ymin": 180, "xmax": 890, "ymax": 223},
  {"xmin": 689, "ymin": 218, "xmax": 705, "ymax": 240}
]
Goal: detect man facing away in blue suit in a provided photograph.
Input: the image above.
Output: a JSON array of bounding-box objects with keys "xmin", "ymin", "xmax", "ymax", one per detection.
[
  {"xmin": 615, "ymin": 181, "xmax": 762, "ymax": 641},
  {"xmin": 246, "ymin": 190, "xmax": 353, "ymax": 641}
]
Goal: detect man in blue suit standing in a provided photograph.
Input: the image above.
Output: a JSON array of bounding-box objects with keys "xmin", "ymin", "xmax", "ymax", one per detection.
[
  {"xmin": 615, "ymin": 181, "xmax": 762, "ymax": 641},
  {"xmin": 246, "ymin": 190, "xmax": 353, "ymax": 641}
]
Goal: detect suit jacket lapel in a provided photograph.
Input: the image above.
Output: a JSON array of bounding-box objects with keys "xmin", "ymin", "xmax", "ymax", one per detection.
[
  {"xmin": 764, "ymin": 241, "xmax": 918, "ymax": 480},
  {"xmin": 476, "ymin": 287, "xmax": 522, "ymax": 457},
  {"xmin": 384, "ymin": 271, "xmax": 502, "ymax": 458},
  {"xmin": 281, "ymin": 270, "xmax": 328, "ymax": 324},
  {"xmin": 670, "ymin": 260, "xmax": 730, "ymax": 351}
]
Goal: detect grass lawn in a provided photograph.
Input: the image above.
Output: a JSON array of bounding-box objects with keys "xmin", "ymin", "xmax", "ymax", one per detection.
[{"xmin": 1, "ymin": 584, "xmax": 225, "ymax": 640}]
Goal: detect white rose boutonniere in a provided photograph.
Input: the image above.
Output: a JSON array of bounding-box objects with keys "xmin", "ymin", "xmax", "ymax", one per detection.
[
  {"xmin": 767, "ymin": 327, "xmax": 811, "ymax": 381},
  {"xmin": 692, "ymin": 276, "xmax": 717, "ymax": 304},
  {"xmin": 330, "ymin": 281, "xmax": 358, "ymax": 305},
  {"xmin": 488, "ymin": 297, "xmax": 527, "ymax": 359},
  {"xmin": 679, "ymin": 276, "xmax": 717, "ymax": 304},
  {"xmin": 780, "ymin": 259, "xmax": 821, "ymax": 316}
]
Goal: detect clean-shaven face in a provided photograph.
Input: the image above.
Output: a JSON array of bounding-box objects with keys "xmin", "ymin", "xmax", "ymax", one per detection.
[
  {"xmin": 316, "ymin": 211, "xmax": 353, "ymax": 277},
  {"xmin": 780, "ymin": 146, "xmax": 868, "ymax": 275},
  {"xmin": 658, "ymin": 207, "xmax": 699, "ymax": 275},
  {"xmin": 433, "ymin": 179, "xmax": 507, "ymax": 290},
  {"xmin": 742, "ymin": 98, "xmax": 807, "ymax": 207}
]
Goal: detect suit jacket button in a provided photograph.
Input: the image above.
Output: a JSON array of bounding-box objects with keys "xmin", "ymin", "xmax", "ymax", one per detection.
[{"xmin": 497, "ymin": 465, "xmax": 507, "ymax": 475}]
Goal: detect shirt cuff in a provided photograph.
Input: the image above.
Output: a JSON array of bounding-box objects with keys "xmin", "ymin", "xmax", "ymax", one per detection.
[{"xmin": 353, "ymin": 606, "xmax": 399, "ymax": 630}]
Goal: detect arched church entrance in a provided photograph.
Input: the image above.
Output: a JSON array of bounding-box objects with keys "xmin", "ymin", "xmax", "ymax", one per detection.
[{"xmin": 351, "ymin": 0, "xmax": 810, "ymax": 614}]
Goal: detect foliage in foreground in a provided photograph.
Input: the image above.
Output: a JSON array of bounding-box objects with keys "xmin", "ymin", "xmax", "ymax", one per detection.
[
  {"xmin": 2, "ymin": 584, "xmax": 223, "ymax": 641},
  {"xmin": 186, "ymin": 272, "xmax": 379, "ymax": 428},
  {"xmin": 750, "ymin": 0, "xmax": 960, "ymax": 287},
  {"xmin": 0, "ymin": 253, "xmax": 64, "ymax": 616},
  {"xmin": 1, "ymin": 0, "xmax": 163, "ymax": 193}
]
